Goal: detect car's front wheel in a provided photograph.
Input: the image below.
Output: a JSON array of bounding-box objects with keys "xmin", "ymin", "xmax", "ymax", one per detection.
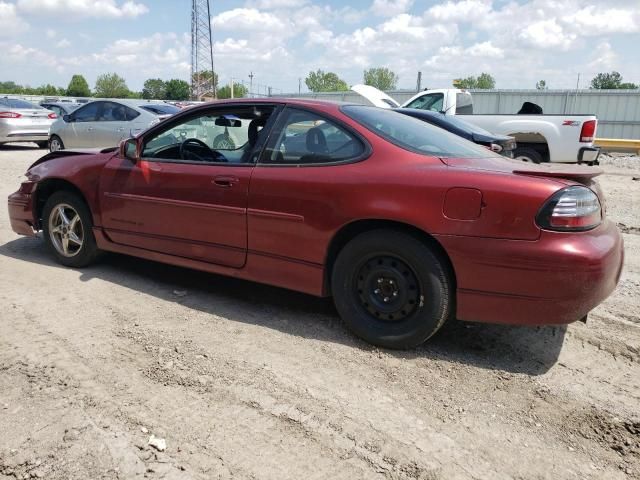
[
  {"xmin": 49, "ymin": 135, "xmax": 64, "ymax": 152},
  {"xmin": 331, "ymin": 230, "xmax": 453, "ymax": 349},
  {"xmin": 42, "ymin": 191, "xmax": 100, "ymax": 268}
]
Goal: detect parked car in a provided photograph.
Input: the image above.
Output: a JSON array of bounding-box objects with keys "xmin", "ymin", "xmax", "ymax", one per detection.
[
  {"xmin": 9, "ymin": 99, "xmax": 623, "ymax": 349},
  {"xmin": 40, "ymin": 102, "xmax": 81, "ymax": 118},
  {"xmin": 0, "ymin": 97, "xmax": 57, "ymax": 148},
  {"xmin": 48, "ymin": 100, "xmax": 178, "ymax": 152},
  {"xmin": 396, "ymin": 108, "xmax": 516, "ymax": 157},
  {"xmin": 352, "ymin": 84, "xmax": 600, "ymax": 164}
]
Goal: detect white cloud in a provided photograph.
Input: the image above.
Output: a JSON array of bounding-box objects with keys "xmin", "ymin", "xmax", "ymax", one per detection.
[
  {"xmin": 0, "ymin": 2, "xmax": 29, "ymax": 37},
  {"xmin": 587, "ymin": 41, "xmax": 618, "ymax": 70},
  {"xmin": 518, "ymin": 19, "xmax": 577, "ymax": 50},
  {"xmin": 371, "ymin": 0, "xmax": 414, "ymax": 17},
  {"xmin": 56, "ymin": 38, "xmax": 71, "ymax": 48},
  {"xmin": 16, "ymin": 0, "xmax": 148, "ymax": 18},
  {"xmin": 563, "ymin": 6, "xmax": 639, "ymax": 35},
  {"xmin": 250, "ymin": 0, "xmax": 309, "ymax": 8},
  {"xmin": 465, "ymin": 41, "xmax": 503, "ymax": 58},
  {"xmin": 46, "ymin": 28, "xmax": 56, "ymax": 38},
  {"xmin": 426, "ymin": 0, "xmax": 491, "ymax": 23},
  {"xmin": 212, "ymin": 8, "xmax": 287, "ymax": 32}
]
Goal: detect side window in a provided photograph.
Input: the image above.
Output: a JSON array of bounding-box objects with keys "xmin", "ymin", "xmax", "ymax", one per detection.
[
  {"xmin": 405, "ymin": 93, "xmax": 444, "ymax": 112},
  {"xmin": 74, "ymin": 102, "xmax": 100, "ymax": 122},
  {"xmin": 262, "ymin": 108, "xmax": 364, "ymax": 165},
  {"xmin": 141, "ymin": 106, "xmax": 274, "ymax": 164},
  {"xmin": 98, "ymin": 102, "xmax": 128, "ymax": 122},
  {"xmin": 125, "ymin": 106, "xmax": 140, "ymax": 121}
]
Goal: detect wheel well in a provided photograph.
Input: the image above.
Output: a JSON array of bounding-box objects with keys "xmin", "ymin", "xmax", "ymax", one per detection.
[
  {"xmin": 324, "ymin": 219, "xmax": 456, "ymax": 293},
  {"xmin": 510, "ymin": 133, "xmax": 550, "ymax": 162},
  {"xmin": 34, "ymin": 179, "xmax": 87, "ymax": 229}
]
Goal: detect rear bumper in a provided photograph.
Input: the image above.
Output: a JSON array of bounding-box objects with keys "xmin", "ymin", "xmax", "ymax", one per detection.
[
  {"xmin": 435, "ymin": 219, "xmax": 624, "ymax": 325},
  {"xmin": 8, "ymin": 191, "xmax": 37, "ymax": 236},
  {"xmin": 578, "ymin": 146, "xmax": 600, "ymax": 164}
]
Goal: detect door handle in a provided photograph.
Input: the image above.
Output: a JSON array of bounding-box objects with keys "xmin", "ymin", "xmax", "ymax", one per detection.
[{"xmin": 212, "ymin": 175, "xmax": 239, "ymax": 187}]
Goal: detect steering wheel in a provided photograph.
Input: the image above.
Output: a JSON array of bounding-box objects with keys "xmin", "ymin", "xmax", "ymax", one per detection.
[{"xmin": 179, "ymin": 138, "xmax": 219, "ymax": 162}]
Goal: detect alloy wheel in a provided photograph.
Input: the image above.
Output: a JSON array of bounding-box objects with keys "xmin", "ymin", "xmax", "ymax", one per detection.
[{"xmin": 48, "ymin": 203, "xmax": 84, "ymax": 257}]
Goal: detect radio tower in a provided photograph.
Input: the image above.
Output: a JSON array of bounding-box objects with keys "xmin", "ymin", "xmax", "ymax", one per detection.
[{"xmin": 191, "ymin": 0, "xmax": 215, "ymax": 100}]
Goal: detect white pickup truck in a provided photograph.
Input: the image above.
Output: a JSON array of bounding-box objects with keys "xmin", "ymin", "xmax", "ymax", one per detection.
[{"xmin": 352, "ymin": 84, "xmax": 600, "ymax": 165}]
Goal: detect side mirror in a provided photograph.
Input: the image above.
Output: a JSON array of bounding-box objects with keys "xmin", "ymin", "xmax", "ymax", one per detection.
[
  {"xmin": 63, "ymin": 114, "xmax": 72, "ymax": 123},
  {"xmin": 120, "ymin": 137, "xmax": 140, "ymax": 162}
]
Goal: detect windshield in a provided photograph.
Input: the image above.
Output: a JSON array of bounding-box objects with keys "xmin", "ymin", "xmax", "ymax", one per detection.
[
  {"xmin": 342, "ymin": 105, "xmax": 498, "ymax": 158},
  {"xmin": 438, "ymin": 115, "xmax": 494, "ymax": 136},
  {"xmin": 0, "ymin": 98, "xmax": 41, "ymax": 109},
  {"xmin": 140, "ymin": 104, "xmax": 180, "ymax": 115}
]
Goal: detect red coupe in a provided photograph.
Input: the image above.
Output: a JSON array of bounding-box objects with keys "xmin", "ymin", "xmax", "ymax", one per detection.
[{"xmin": 8, "ymin": 99, "xmax": 624, "ymax": 348}]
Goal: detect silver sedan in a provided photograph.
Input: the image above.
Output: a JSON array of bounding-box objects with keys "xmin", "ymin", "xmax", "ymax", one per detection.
[
  {"xmin": 0, "ymin": 97, "xmax": 57, "ymax": 148},
  {"xmin": 49, "ymin": 100, "xmax": 179, "ymax": 151}
]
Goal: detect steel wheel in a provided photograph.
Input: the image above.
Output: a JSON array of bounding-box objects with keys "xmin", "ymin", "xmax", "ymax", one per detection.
[
  {"xmin": 48, "ymin": 203, "xmax": 84, "ymax": 257},
  {"xmin": 355, "ymin": 255, "xmax": 421, "ymax": 322}
]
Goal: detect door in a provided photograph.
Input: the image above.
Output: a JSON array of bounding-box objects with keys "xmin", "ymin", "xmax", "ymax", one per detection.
[
  {"xmin": 93, "ymin": 101, "xmax": 134, "ymax": 147},
  {"xmin": 99, "ymin": 103, "xmax": 277, "ymax": 268},
  {"xmin": 66, "ymin": 101, "xmax": 102, "ymax": 148}
]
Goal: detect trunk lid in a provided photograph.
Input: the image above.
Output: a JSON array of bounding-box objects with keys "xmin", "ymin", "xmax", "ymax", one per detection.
[
  {"xmin": 351, "ymin": 84, "xmax": 399, "ymax": 108},
  {"xmin": 441, "ymin": 156, "xmax": 603, "ymax": 184}
]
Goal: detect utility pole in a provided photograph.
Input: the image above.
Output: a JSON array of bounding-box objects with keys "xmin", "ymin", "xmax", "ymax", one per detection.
[
  {"xmin": 191, "ymin": 0, "xmax": 215, "ymax": 100},
  {"xmin": 248, "ymin": 71, "xmax": 254, "ymax": 97},
  {"xmin": 230, "ymin": 78, "xmax": 234, "ymax": 99},
  {"xmin": 298, "ymin": 78, "xmax": 301, "ymax": 94},
  {"xmin": 416, "ymin": 71, "xmax": 422, "ymax": 91}
]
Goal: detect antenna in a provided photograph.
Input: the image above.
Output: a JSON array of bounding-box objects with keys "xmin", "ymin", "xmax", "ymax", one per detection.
[{"xmin": 191, "ymin": 0, "xmax": 215, "ymax": 100}]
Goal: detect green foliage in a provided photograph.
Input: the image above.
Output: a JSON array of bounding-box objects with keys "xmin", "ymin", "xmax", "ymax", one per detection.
[
  {"xmin": 217, "ymin": 82, "xmax": 248, "ymax": 99},
  {"xmin": 66, "ymin": 74, "xmax": 91, "ymax": 97},
  {"xmin": 454, "ymin": 73, "xmax": 496, "ymax": 89},
  {"xmin": 192, "ymin": 70, "xmax": 218, "ymax": 94},
  {"xmin": 94, "ymin": 73, "xmax": 129, "ymax": 98},
  {"xmin": 536, "ymin": 80, "xmax": 547, "ymax": 90},
  {"xmin": 165, "ymin": 79, "xmax": 191, "ymax": 100},
  {"xmin": 142, "ymin": 78, "xmax": 167, "ymax": 100},
  {"xmin": 363, "ymin": 67, "xmax": 398, "ymax": 90},
  {"xmin": 0, "ymin": 81, "xmax": 22, "ymax": 94},
  {"xmin": 0, "ymin": 81, "xmax": 68, "ymax": 96},
  {"xmin": 305, "ymin": 69, "xmax": 349, "ymax": 92},
  {"xmin": 590, "ymin": 71, "xmax": 623, "ymax": 89}
]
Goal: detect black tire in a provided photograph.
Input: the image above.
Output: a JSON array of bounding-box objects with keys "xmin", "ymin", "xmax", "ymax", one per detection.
[
  {"xmin": 36, "ymin": 141, "xmax": 48, "ymax": 149},
  {"xmin": 513, "ymin": 147, "xmax": 543, "ymax": 164},
  {"xmin": 42, "ymin": 191, "xmax": 100, "ymax": 268},
  {"xmin": 49, "ymin": 135, "xmax": 64, "ymax": 152},
  {"xmin": 331, "ymin": 230, "xmax": 453, "ymax": 349}
]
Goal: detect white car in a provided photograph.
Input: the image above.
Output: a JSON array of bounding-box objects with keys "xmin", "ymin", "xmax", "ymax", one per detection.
[
  {"xmin": 352, "ymin": 84, "xmax": 600, "ymax": 164},
  {"xmin": 48, "ymin": 100, "xmax": 179, "ymax": 151},
  {"xmin": 0, "ymin": 97, "xmax": 57, "ymax": 148}
]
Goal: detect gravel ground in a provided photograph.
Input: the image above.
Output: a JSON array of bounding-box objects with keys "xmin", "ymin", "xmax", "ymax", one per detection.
[{"xmin": 0, "ymin": 144, "xmax": 638, "ymax": 480}]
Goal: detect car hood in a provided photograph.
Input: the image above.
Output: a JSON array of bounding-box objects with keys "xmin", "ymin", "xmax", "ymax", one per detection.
[
  {"xmin": 441, "ymin": 156, "xmax": 603, "ymax": 183},
  {"xmin": 351, "ymin": 84, "xmax": 399, "ymax": 108},
  {"xmin": 28, "ymin": 147, "xmax": 118, "ymax": 169}
]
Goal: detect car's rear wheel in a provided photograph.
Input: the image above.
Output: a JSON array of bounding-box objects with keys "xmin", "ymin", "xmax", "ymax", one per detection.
[
  {"xmin": 42, "ymin": 191, "xmax": 100, "ymax": 268},
  {"xmin": 49, "ymin": 135, "xmax": 64, "ymax": 152},
  {"xmin": 513, "ymin": 147, "xmax": 543, "ymax": 164},
  {"xmin": 331, "ymin": 230, "xmax": 453, "ymax": 349}
]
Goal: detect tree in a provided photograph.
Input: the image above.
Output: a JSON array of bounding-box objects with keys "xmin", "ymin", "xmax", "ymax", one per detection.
[
  {"xmin": 165, "ymin": 79, "xmax": 190, "ymax": 100},
  {"xmin": 217, "ymin": 82, "xmax": 248, "ymax": 99},
  {"xmin": 619, "ymin": 82, "xmax": 639, "ymax": 89},
  {"xmin": 192, "ymin": 70, "xmax": 218, "ymax": 94},
  {"xmin": 454, "ymin": 73, "xmax": 495, "ymax": 89},
  {"xmin": 66, "ymin": 74, "xmax": 91, "ymax": 97},
  {"xmin": 0, "ymin": 81, "xmax": 23, "ymax": 94},
  {"xmin": 305, "ymin": 69, "xmax": 349, "ymax": 92},
  {"xmin": 94, "ymin": 73, "xmax": 129, "ymax": 98},
  {"xmin": 142, "ymin": 78, "xmax": 167, "ymax": 99},
  {"xmin": 363, "ymin": 67, "xmax": 398, "ymax": 90},
  {"xmin": 590, "ymin": 71, "xmax": 623, "ymax": 89},
  {"xmin": 536, "ymin": 80, "xmax": 547, "ymax": 90}
]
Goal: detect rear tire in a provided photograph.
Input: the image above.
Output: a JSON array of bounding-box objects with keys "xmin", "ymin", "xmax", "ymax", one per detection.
[
  {"xmin": 49, "ymin": 135, "xmax": 64, "ymax": 152},
  {"xmin": 42, "ymin": 191, "xmax": 100, "ymax": 268},
  {"xmin": 331, "ymin": 230, "xmax": 453, "ymax": 349},
  {"xmin": 513, "ymin": 147, "xmax": 543, "ymax": 164}
]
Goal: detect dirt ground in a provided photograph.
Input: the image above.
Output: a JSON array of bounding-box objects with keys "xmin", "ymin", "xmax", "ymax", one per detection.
[{"xmin": 0, "ymin": 145, "xmax": 638, "ymax": 480}]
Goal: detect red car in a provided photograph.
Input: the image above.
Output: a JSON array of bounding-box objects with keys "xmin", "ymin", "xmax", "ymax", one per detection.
[{"xmin": 8, "ymin": 99, "xmax": 623, "ymax": 348}]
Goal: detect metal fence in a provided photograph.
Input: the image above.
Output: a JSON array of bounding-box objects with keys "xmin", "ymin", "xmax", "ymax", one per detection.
[{"xmin": 274, "ymin": 89, "xmax": 640, "ymax": 140}]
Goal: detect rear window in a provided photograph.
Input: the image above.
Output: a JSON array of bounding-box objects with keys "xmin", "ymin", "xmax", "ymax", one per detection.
[
  {"xmin": 140, "ymin": 104, "xmax": 180, "ymax": 115},
  {"xmin": 0, "ymin": 98, "xmax": 41, "ymax": 109},
  {"xmin": 342, "ymin": 105, "xmax": 497, "ymax": 158}
]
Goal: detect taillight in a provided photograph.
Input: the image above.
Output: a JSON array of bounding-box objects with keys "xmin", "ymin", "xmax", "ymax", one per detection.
[
  {"xmin": 536, "ymin": 186, "xmax": 601, "ymax": 231},
  {"xmin": 489, "ymin": 143, "xmax": 503, "ymax": 153},
  {"xmin": 0, "ymin": 111, "xmax": 22, "ymax": 118},
  {"xmin": 580, "ymin": 120, "xmax": 596, "ymax": 142},
  {"xmin": 48, "ymin": 112, "xmax": 57, "ymax": 119}
]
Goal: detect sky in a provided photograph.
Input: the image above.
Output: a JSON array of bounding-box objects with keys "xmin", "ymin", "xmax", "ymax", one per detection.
[{"xmin": 0, "ymin": 0, "xmax": 639, "ymax": 94}]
